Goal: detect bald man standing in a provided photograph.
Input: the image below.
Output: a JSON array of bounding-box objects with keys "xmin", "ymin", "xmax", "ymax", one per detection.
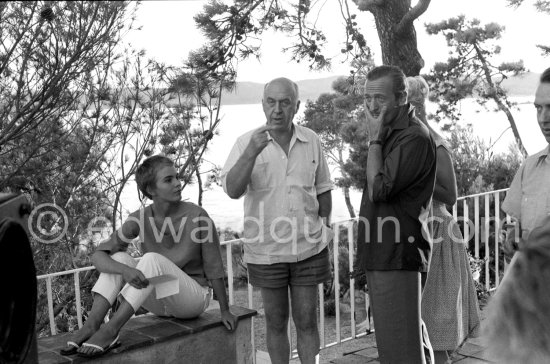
[{"xmin": 221, "ymin": 77, "xmax": 333, "ymax": 364}]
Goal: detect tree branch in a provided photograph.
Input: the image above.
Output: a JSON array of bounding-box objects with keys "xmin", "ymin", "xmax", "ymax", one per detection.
[
  {"xmin": 395, "ymin": 0, "xmax": 431, "ymax": 36},
  {"xmin": 352, "ymin": 0, "xmax": 384, "ymax": 11}
]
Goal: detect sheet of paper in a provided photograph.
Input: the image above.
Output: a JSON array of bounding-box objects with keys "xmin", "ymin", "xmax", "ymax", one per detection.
[{"xmin": 148, "ymin": 274, "xmax": 179, "ymax": 299}]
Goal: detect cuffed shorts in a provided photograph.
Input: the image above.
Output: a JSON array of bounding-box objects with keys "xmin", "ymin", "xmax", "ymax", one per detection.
[{"xmin": 247, "ymin": 248, "xmax": 332, "ymax": 288}]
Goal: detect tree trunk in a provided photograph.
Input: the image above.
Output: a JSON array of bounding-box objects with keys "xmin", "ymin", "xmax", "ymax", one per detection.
[
  {"xmin": 195, "ymin": 163, "xmax": 203, "ymax": 207},
  {"xmin": 473, "ymin": 43, "xmax": 528, "ymax": 157},
  {"xmin": 492, "ymin": 96, "xmax": 528, "ymax": 157},
  {"xmin": 343, "ymin": 186, "xmax": 356, "ymax": 218},
  {"xmin": 357, "ymin": 0, "xmax": 426, "ymax": 76},
  {"xmin": 338, "ymin": 149, "xmax": 356, "ymax": 218}
]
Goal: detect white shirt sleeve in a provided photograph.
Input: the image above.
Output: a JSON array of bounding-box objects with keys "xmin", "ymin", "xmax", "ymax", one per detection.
[
  {"xmin": 502, "ymin": 161, "xmax": 525, "ymax": 221},
  {"xmin": 220, "ymin": 138, "xmax": 245, "ymax": 196}
]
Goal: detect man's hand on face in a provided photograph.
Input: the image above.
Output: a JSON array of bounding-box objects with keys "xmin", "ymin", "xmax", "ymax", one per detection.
[
  {"xmin": 244, "ymin": 125, "xmax": 278, "ymax": 158},
  {"xmin": 365, "ymin": 105, "xmax": 387, "ymax": 141}
]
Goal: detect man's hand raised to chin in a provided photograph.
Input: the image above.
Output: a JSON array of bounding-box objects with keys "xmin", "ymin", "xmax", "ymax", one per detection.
[
  {"xmin": 243, "ymin": 125, "xmax": 278, "ymax": 158},
  {"xmin": 365, "ymin": 106, "xmax": 388, "ymax": 142}
]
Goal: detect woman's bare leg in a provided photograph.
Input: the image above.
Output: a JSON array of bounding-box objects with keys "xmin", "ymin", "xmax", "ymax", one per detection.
[
  {"xmin": 77, "ymin": 296, "xmax": 134, "ymax": 355},
  {"xmin": 61, "ymin": 293, "xmax": 111, "ymax": 350}
]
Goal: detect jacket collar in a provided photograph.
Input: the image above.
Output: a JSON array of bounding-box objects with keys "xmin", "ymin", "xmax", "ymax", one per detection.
[{"xmin": 387, "ymin": 103, "xmax": 415, "ymax": 135}]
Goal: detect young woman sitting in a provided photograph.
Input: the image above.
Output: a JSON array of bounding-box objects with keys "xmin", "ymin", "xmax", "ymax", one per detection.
[{"xmin": 60, "ymin": 155, "xmax": 237, "ymax": 358}]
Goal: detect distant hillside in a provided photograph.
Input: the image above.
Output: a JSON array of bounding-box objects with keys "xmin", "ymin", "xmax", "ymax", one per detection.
[
  {"xmin": 115, "ymin": 72, "xmax": 537, "ymax": 109},
  {"xmin": 221, "ymin": 76, "xmax": 343, "ymax": 105},
  {"xmin": 219, "ymin": 71, "xmax": 537, "ymax": 105},
  {"xmin": 500, "ymin": 71, "xmax": 540, "ymax": 97}
]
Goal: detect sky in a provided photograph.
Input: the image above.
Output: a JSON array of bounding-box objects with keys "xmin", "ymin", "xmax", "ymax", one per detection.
[{"xmin": 126, "ymin": 0, "xmax": 549, "ymax": 83}]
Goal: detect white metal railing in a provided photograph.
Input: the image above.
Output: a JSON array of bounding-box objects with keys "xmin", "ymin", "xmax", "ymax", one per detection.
[
  {"xmin": 37, "ymin": 266, "xmax": 95, "ymax": 336},
  {"xmin": 36, "ymin": 188, "xmax": 510, "ymax": 360},
  {"xmin": 454, "ymin": 188, "xmax": 510, "ymax": 291}
]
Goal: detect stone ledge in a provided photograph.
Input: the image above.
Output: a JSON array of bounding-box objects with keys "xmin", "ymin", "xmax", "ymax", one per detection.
[{"xmin": 38, "ymin": 305, "xmax": 256, "ymax": 364}]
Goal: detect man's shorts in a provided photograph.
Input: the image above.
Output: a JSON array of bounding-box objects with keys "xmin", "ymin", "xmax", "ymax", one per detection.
[{"xmin": 247, "ymin": 248, "xmax": 332, "ymax": 288}]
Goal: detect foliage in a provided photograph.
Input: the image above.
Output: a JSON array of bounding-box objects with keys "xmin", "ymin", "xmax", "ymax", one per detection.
[
  {"xmin": 299, "ymin": 75, "xmax": 369, "ymax": 217},
  {"xmin": 297, "ymin": 65, "xmax": 372, "ymax": 192},
  {"xmin": 154, "ymin": 57, "xmax": 236, "ymax": 206},
  {"xmin": 324, "ymin": 222, "xmax": 370, "ymax": 316},
  {"xmin": 447, "ymin": 124, "xmax": 522, "ymax": 197},
  {"xmin": 425, "ymin": 15, "xmax": 527, "ymax": 156},
  {"xmin": 468, "ymin": 252, "xmax": 490, "ymax": 301},
  {"xmin": 193, "ymin": 0, "xmax": 370, "ymax": 72},
  {"xmin": 507, "ymin": 0, "xmax": 550, "ymax": 56},
  {"xmin": 0, "ymin": 1, "xmax": 134, "ymax": 152},
  {"xmin": 217, "ymin": 227, "xmax": 248, "ymax": 286},
  {"xmin": 0, "ymin": 1, "xmax": 236, "ymax": 335},
  {"xmin": 341, "ymin": 116, "xmax": 369, "ymax": 190},
  {"xmin": 0, "ymin": 1, "xmax": 142, "ymax": 276},
  {"xmin": 193, "ymin": 0, "xmax": 431, "ymax": 76},
  {"xmin": 448, "ymin": 124, "xmax": 522, "ymax": 301}
]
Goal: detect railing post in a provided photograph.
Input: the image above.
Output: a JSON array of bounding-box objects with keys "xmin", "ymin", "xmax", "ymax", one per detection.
[
  {"xmin": 224, "ymin": 237, "xmax": 234, "ymax": 305},
  {"xmin": 333, "ymin": 229, "xmax": 341, "ymax": 344},
  {"xmin": 495, "ymin": 193, "xmax": 501, "ymax": 287},
  {"xmin": 347, "ymin": 221, "xmax": 356, "ymax": 339},
  {"xmin": 318, "ymin": 282, "xmax": 325, "ymax": 348},
  {"xmin": 484, "ymin": 195, "xmax": 491, "ymax": 291},
  {"xmin": 46, "ymin": 277, "xmax": 56, "ymax": 335},
  {"xmin": 247, "ymin": 280, "xmax": 256, "ymax": 364},
  {"xmin": 463, "ymin": 200, "xmax": 472, "ymax": 256},
  {"xmin": 74, "ymin": 272, "xmax": 83, "ymax": 329},
  {"xmin": 474, "ymin": 196, "xmax": 479, "ymax": 258}
]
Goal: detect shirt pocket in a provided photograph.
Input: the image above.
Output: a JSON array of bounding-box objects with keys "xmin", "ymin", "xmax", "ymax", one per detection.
[
  {"xmin": 520, "ymin": 193, "xmax": 550, "ymax": 234},
  {"xmin": 297, "ymin": 161, "xmax": 316, "ymax": 188},
  {"xmin": 250, "ymin": 162, "xmax": 270, "ymax": 191}
]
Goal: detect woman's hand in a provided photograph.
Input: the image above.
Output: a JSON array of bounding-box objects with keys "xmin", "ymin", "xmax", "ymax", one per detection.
[
  {"xmin": 221, "ymin": 309, "xmax": 238, "ymax": 332},
  {"xmin": 122, "ymin": 266, "xmax": 149, "ymax": 289}
]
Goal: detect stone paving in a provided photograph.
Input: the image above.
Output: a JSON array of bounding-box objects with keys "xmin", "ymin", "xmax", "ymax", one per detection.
[
  {"xmin": 329, "ymin": 334, "xmax": 495, "ymax": 364},
  {"xmin": 257, "ymin": 329, "xmax": 496, "ymax": 364},
  {"xmin": 254, "ymin": 301, "xmax": 496, "ymax": 364},
  {"xmin": 283, "ymin": 305, "xmax": 497, "ymax": 364}
]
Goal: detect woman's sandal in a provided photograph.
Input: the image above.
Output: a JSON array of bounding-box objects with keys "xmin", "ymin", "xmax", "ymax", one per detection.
[
  {"xmin": 77, "ymin": 334, "xmax": 121, "ymax": 359},
  {"xmin": 59, "ymin": 341, "xmax": 80, "ymax": 355}
]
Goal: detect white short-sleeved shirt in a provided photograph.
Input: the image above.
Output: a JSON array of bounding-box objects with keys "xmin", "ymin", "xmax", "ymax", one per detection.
[
  {"xmin": 502, "ymin": 145, "xmax": 550, "ymax": 238},
  {"xmin": 221, "ymin": 124, "xmax": 334, "ymax": 264}
]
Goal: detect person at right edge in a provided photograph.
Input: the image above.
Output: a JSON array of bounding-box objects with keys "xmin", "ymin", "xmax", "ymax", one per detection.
[
  {"xmin": 407, "ymin": 75, "xmax": 481, "ymax": 364},
  {"xmin": 355, "ymin": 65, "xmax": 437, "ymax": 364},
  {"xmin": 501, "ymin": 67, "xmax": 550, "ymax": 262}
]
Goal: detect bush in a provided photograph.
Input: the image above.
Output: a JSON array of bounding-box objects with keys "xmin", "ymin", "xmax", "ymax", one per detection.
[
  {"xmin": 448, "ymin": 124, "xmax": 523, "ymax": 291},
  {"xmin": 447, "ymin": 124, "xmax": 522, "ymax": 196}
]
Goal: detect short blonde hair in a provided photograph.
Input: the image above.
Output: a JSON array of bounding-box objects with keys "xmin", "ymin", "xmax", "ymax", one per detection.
[
  {"xmin": 135, "ymin": 155, "xmax": 174, "ymax": 199},
  {"xmin": 406, "ymin": 76, "xmax": 429, "ymax": 107}
]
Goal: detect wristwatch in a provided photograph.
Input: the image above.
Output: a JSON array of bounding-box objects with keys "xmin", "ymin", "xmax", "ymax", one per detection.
[{"xmin": 368, "ymin": 139, "xmax": 382, "ymax": 148}]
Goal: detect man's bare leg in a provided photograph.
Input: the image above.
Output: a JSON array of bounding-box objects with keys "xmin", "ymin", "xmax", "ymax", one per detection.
[
  {"xmin": 261, "ymin": 286, "xmax": 290, "ymax": 364},
  {"xmin": 291, "ymin": 285, "xmax": 319, "ymax": 364}
]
